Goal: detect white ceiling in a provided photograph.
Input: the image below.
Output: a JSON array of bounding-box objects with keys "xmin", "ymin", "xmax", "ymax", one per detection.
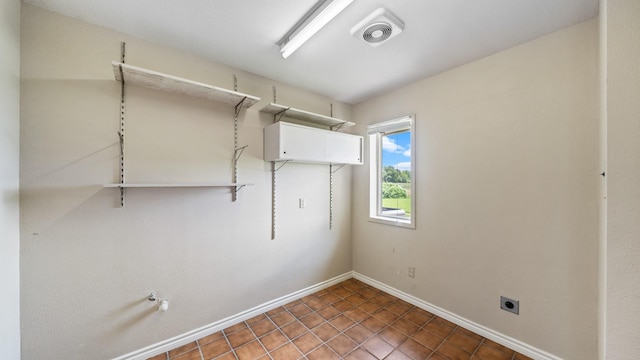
[{"xmin": 23, "ymin": 0, "xmax": 599, "ymax": 104}]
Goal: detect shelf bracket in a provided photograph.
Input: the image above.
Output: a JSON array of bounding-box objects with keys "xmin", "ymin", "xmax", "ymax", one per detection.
[
  {"xmin": 274, "ymin": 160, "xmax": 290, "ymax": 172},
  {"xmin": 117, "ymin": 131, "xmax": 124, "ymax": 152},
  {"xmin": 234, "ymin": 96, "xmax": 246, "ymax": 118},
  {"xmin": 234, "ymin": 145, "xmax": 248, "ymax": 162},
  {"xmin": 274, "ymin": 108, "xmax": 289, "ymax": 123},
  {"xmin": 330, "ymin": 122, "xmax": 346, "ymax": 132},
  {"xmin": 330, "ymin": 164, "xmax": 346, "ymax": 173}
]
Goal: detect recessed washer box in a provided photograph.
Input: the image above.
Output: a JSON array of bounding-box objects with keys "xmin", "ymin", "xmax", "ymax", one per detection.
[{"xmin": 500, "ymin": 296, "xmax": 520, "ymax": 315}]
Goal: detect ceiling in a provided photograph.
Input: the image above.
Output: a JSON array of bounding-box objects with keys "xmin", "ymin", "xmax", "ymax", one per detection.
[{"xmin": 23, "ymin": 0, "xmax": 599, "ymax": 104}]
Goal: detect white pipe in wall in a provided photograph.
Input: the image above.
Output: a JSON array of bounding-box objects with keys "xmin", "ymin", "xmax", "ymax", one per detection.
[{"xmin": 158, "ymin": 299, "xmax": 169, "ymax": 312}]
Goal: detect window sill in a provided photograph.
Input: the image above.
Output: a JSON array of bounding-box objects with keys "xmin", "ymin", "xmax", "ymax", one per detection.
[{"xmin": 368, "ymin": 215, "xmax": 415, "ymax": 229}]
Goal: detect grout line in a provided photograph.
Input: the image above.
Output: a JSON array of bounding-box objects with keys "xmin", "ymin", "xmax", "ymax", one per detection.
[
  {"xmin": 244, "ymin": 318, "xmax": 274, "ymax": 360},
  {"xmin": 285, "ymin": 298, "xmax": 334, "ymax": 356},
  {"xmin": 194, "ymin": 340, "xmax": 204, "ymax": 360},
  {"xmin": 470, "ymin": 336, "xmax": 483, "ymax": 357},
  {"xmin": 220, "ymin": 327, "xmax": 239, "ymax": 360},
  {"xmin": 429, "ymin": 325, "xmax": 459, "ymax": 357},
  {"xmin": 465, "ymin": 328, "xmax": 484, "ymax": 357}
]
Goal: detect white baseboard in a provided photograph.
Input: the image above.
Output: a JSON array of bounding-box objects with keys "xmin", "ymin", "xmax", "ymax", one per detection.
[
  {"xmin": 115, "ymin": 271, "xmax": 561, "ymax": 360},
  {"xmin": 352, "ymin": 272, "xmax": 562, "ymax": 360},
  {"xmin": 113, "ymin": 272, "xmax": 353, "ymax": 360}
]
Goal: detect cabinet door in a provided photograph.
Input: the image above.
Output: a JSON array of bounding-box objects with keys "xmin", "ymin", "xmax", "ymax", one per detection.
[
  {"xmin": 327, "ymin": 132, "xmax": 363, "ymax": 164},
  {"xmin": 278, "ymin": 123, "xmax": 327, "ymax": 162}
]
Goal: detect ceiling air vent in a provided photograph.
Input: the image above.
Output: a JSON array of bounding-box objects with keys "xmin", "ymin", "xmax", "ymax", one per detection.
[{"xmin": 351, "ymin": 8, "xmax": 404, "ymax": 47}]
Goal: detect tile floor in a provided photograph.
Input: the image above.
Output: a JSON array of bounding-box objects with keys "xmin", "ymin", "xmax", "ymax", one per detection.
[{"xmin": 148, "ymin": 279, "xmax": 532, "ymax": 360}]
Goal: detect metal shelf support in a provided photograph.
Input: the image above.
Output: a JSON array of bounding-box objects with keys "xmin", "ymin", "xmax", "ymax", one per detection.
[
  {"xmin": 271, "ymin": 161, "xmax": 276, "ymax": 240},
  {"xmin": 231, "ymin": 75, "xmax": 249, "ymax": 202},
  {"xmin": 274, "ymin": 160, "xmax": 290, "ymax": 172},
  {"xmin": 331, "ymin": 164, "xmax": 346, "ymax": 173},
  {"xmin": 275, "ymin": 108, "xmax": 289, "ymax": 123},
  {"xmin": 271, "ymin": 86, "xmax": 277, "ymax": 239},
  {"xmin": 329, "ymin": 103, "xmax": 334, "ymax": 229},
  {"xmin": 118, "ymin": 42, "xmax": 127, "ymax": 207},
  {"xmin": 330, "ymin": 164, "xmax": 334, "ymax": 230}
]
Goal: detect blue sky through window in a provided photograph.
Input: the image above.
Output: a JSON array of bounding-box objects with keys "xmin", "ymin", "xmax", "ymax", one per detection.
[{"xmin": 382, "ymin": 131, "xmax": 411, "ymax": 171}]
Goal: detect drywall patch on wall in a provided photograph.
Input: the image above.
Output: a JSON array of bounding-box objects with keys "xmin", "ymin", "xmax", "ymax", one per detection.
[
  {"xmin": 351, "ymin": 19, "xmax": 599, "ymax": 359},
  {"xmin": 0, "ymin": 0, "xmax": 21, "ymax": 358}
]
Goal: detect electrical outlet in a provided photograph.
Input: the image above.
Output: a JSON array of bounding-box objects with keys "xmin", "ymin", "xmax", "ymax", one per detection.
[
  {"xmin": 408, "ymin": 267, "xmax": 415, "ymax": 278},
  {"xmin": 299, "ymin": 198, "xmax": 305, "ymax": 209},
  {"xmin": 500, "ymin": 296, "xmax": 519, "ymax": 315}
]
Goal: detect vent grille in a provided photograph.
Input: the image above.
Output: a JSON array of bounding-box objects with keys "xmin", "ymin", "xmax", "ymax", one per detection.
[
  {"xmin": 362, "ymin": 22, "xmax": 393, "ymax": 43},
  {"xmin": 351, "ymin": 8, "xmax": 404, "ymax": 48}
]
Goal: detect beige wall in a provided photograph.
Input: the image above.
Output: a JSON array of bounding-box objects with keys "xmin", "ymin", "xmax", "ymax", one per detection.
[
  {"xmin": 604, "ymin": 0, "xmax": 640, "ymax": 358},
  {"xmin": 352, "ymin": 20, "xmax": 600, "ymax": 359},
  {"xmin": 25, "ymin": 3, "xmax": 640, "ymax": 360},
  {"xmin": 20, "ymin": 4, "xmax": 353, "ymax": 359},
  {"xmin": 0, "ymin": 0, "xmax": 21, "ymax": 358}
]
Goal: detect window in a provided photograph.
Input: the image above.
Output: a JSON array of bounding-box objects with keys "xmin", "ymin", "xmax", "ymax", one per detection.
[{"xmin": 368, "ymin": 115, "xmax": 415, "ymax": 228}]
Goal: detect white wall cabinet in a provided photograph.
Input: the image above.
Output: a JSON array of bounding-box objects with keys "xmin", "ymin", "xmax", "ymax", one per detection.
[{"xmin": 264, "ymin": 122, "xmax": 363, "ymax": 165}]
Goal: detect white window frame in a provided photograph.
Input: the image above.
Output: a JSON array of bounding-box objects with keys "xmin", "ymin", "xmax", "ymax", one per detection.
[{"xmin": 367, "ymin": 114, "xmax": 416, "ymax": 229}]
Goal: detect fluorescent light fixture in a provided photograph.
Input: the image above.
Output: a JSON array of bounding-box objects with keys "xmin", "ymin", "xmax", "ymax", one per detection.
[{"xmin": 279, "ymin": 0, "xmax": 354, "ymax": 58}]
